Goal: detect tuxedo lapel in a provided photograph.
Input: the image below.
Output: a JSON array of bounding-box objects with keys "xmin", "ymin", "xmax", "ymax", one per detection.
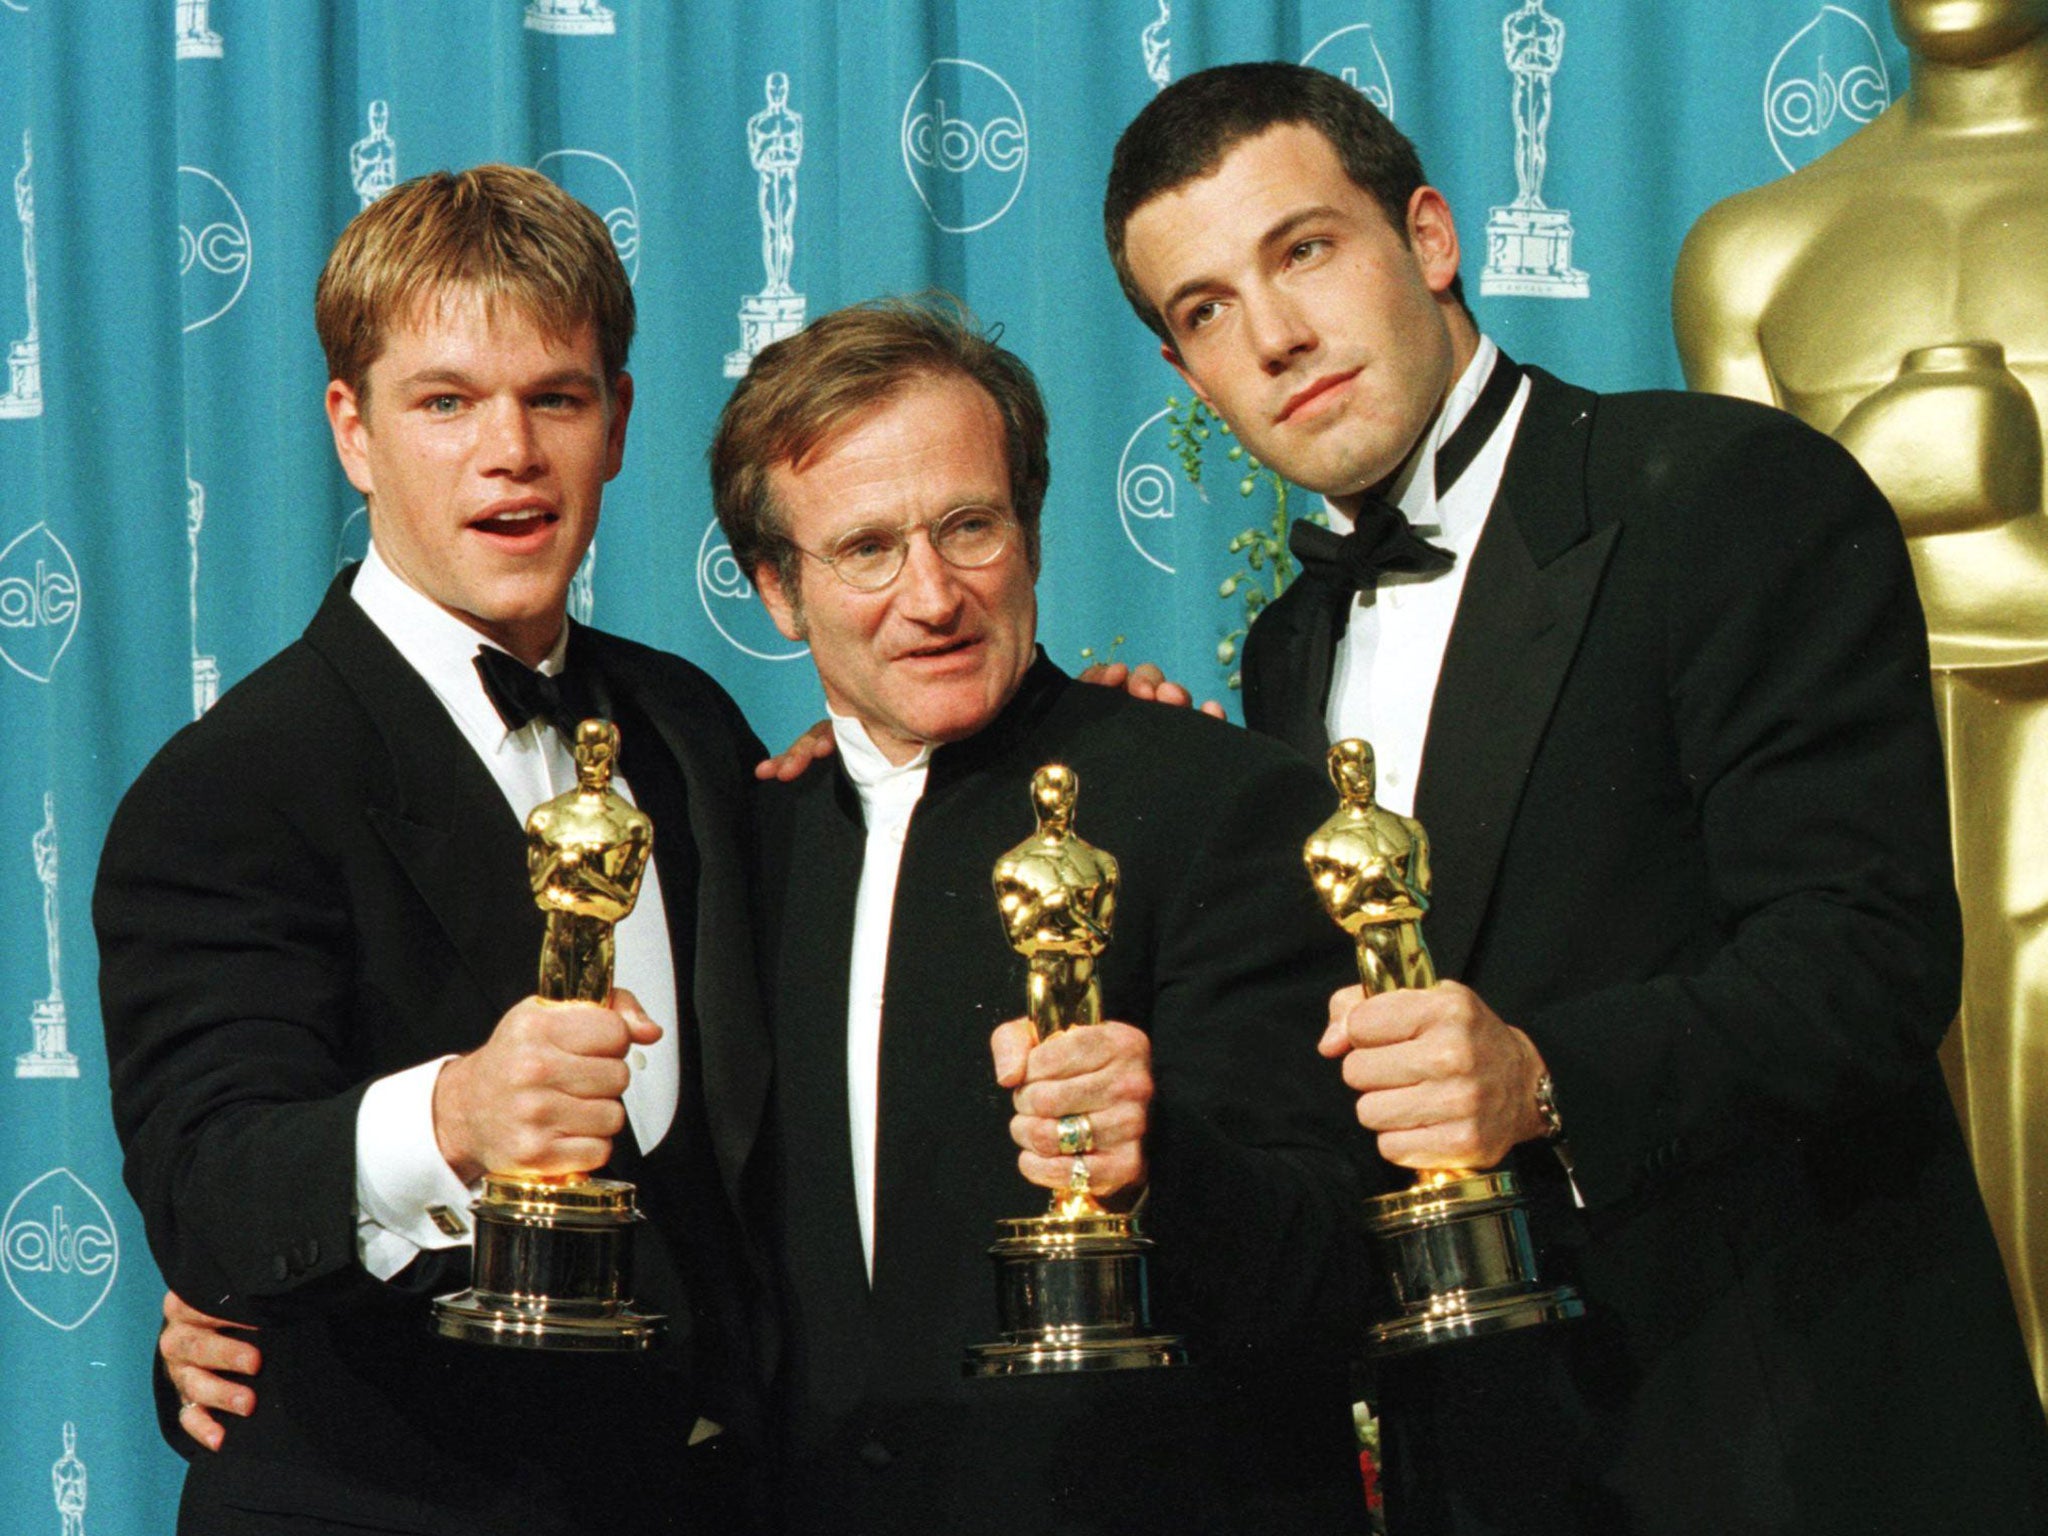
[
  {"xmin": 303, "ymin": 572, "xmax": 542, "ymax": 1031},
  {"xmin": 765, "ymin": 769, "xmax": 879, "ymax": 1405},
  {"xmin": 1416, "ymin": 371, "xmax": 1617, "ymax": 983},
  {"xmin": 1241, "ymin": 571, "xmax": 1344, "ymax": 757}
]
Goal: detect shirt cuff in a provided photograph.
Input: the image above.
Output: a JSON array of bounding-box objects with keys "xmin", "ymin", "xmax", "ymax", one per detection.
[{"xmin": 354, "ymin": 1056, "xmax": 479, "ymax": 1280}]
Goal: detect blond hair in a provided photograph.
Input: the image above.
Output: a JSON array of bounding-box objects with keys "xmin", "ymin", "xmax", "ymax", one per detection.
[{"xmin": 315, "ymin": 164, "xmax": 634, "ymax": 404}]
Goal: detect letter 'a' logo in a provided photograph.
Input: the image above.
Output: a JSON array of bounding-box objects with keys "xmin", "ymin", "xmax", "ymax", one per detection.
[
  {"xmin": 695, "ymin": 518, "xmax": 805, "ymax": 662},
  {"xmin": 0, "ymin": 521, "xmax": 80, "ymax": 683},
  {"xmin": 2, "ymin": 1168, "xmax": 120, "ymax": 1330}
]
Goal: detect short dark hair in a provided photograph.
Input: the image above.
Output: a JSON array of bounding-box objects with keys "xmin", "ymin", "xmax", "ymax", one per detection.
[
  {"xmin": 710, "ymin": 296, "xmax": 1049, "ymax": 597},
  {"xmin": 316, "ymin": 164, "xmax": 634, "ymax": 407},
  {"xmin": 1104, "ymin": 61, "xmax": 1464, "ymax": 342}
]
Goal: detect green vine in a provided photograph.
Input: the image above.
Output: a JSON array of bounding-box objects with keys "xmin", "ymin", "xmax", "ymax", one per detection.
[
  {"xmin": 1165, "ymin": 395, "xmax": 1320, "ymax": 691},
  {"xmin": 1076, "ymin": 633, "xmax": 1126, "ymax": 668}
]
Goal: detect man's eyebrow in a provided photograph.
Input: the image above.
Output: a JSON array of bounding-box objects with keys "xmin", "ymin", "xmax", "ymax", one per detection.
[
  {"xmin": 1156, "ymin": 204, "xmax": 1346, "ymax": 323},
  {"xmin": 394, "ymin": 366, "xmax": 604, "ymax": 393},
  {"xmin": 1258, "ymin": 204, "xmax": 1344, "ymax": 253}
]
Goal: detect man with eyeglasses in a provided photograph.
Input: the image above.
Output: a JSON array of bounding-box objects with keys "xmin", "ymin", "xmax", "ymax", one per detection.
[{"xmin": 709, "ymin": 297, "xmax": 1379, "ymax": 1535}]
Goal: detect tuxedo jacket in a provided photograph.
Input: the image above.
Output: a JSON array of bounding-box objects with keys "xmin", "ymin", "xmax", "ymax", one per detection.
[
  {"xmin": 95, "ymin": 570, "xmax": 773, "ymax": 1536},
  {"xmin": 753, "ymin": 659, "xmax": 1377, "ymax": 1536},
  {"xmin": 1244, "ymin": 370, "xmax": 2048, "ymax": 1534}
]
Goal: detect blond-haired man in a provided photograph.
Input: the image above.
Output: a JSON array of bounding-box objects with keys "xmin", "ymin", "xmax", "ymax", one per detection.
[{"xmin": 97, "ymin": 166, "xmax": 767, "ymax": 1535}]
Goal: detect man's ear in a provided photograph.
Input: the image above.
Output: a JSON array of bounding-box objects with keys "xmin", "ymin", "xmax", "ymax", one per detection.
[
  {"xmin": 1160, "ymin": 342, "xmax": 1217, "ymax": 413},
  {"xmin": 603, "ymin": 371, "xmax": 634, "ymax": 482},
  {"xmin": 1406, "ymin": 186, "xmax": 1463, "ymax": 298},
  {"xmin": 753, "ymin": 560, "xmax": 806, "ymax": 642},
  {"xmin": 326, "ymin": 380, "xmax": 376, "ymax": 497}
]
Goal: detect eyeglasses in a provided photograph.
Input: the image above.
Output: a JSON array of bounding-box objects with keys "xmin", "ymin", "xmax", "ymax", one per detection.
[{"xmin": 792, "ymin": 504, "xmax": 1016, "ymax": 591}]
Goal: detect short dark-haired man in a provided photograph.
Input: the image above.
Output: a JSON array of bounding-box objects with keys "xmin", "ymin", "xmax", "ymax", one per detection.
[
  {"xmin": 1106, "ymin": 60, "xmax": 2048, "ymax": 1535},
  {"xmin": 97, "ymin": 166, "xmax": 766, "ymax": 1535},
  {"xmin": 712, "ymin": 298, "xmax": 1375, "ymax": 1535}
]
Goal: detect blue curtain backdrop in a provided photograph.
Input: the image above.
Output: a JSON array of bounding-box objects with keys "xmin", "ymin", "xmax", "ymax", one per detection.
[{"xmin": 0, "ymin": 2, "xmax": 1906, "ymax": 1526}]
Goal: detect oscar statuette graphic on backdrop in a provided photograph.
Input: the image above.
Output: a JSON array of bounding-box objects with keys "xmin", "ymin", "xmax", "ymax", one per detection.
[
  {"xmin": 724, "ymin": 72, "xmax": 806, "ymax": 379},
  {"xmin": 17, "ymin": 792, "xmax": 76, "ymax": 1079}
]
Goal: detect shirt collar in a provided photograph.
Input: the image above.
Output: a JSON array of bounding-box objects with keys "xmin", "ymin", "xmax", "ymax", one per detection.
[
  {"xmin": 829, "ymin": 708, "xmax": 933, "ymax": 809},
  {"xmin": 349, "ymin": 540, "xmax": 570, "ymax": 748}
]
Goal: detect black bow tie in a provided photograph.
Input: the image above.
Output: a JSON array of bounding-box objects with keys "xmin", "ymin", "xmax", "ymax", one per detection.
[
  {"xmin": 473, "ymin": 647, "xmax": 596, "ymax": 738},
  {"xmin": 1289, "ymin": 506, "xmax": 1454, "ymax": 595},
  {"xmin": 1288, "ymin": 352, "xmax": 1527, "ymax": 602}
]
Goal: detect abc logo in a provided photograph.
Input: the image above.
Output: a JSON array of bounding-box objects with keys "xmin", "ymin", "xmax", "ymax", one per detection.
[
  {"xmin": 1301, "ymin": 25, "xmax": 1396, "ymax": 119},
  {"xmin": 537, "ymin": 149, "xmax": 641, "ymax": 284},
  {"xmin": 1766, "ymin": 6, "xmax": 1891, "ymax": 172},
  {"xmin": 0, "ymin": 521, "xmax": 80, "ymax": 683},
  {"xmin": 178, "ymin": 165, "xmax": 252, "ymax": 333},
  {"xmin": 901, "ymin": 58, "xmax": 1028, "ymax": 235},
  {"xmin": 3, "ymin": 1168, "xmax": 120, "ymax": 1331}
]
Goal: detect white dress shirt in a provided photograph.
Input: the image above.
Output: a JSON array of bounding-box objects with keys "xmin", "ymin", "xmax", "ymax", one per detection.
[
  {"xmin": 348, "ymin": 541, "xmax": 679, "ymax": 1279},
  {"xmin": 1323, "ymin": 337, "xmax": 1530, "ymax": 815},
  {"xmin": 828, "ymin": 711, "xmax": 933, "ymax": 1282}
]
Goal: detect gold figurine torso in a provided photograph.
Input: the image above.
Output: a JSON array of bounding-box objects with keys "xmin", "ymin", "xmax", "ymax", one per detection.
[
  {"xmin": 1676, "ymin": 92, "xmax": 2048, "ymax": 670},
  {"xmin": 1303, "ymin": 740, "xmax": 1437, "ymax": 996},
  {"xmin": 992, "ymin": 764, "xmax": 1119, "ymax": 1045},
  {"xmin": 526, "ymin": 719, "xmax": 652, "ymax": 1004}
]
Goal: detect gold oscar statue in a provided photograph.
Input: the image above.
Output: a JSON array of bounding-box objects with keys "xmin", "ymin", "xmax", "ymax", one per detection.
[
  {"xmin": 434, "ymin": 719, "xmax": 665, "ymax": 1350},
  {"xmin": 965, "ymin": 765, "xmax": 1188, "ymax": 1375},
  {"xmin": 1673, "ymin": 0, "xmax": 2048, "ymax": 1402},
  {"xmin": 1307, "ymin": 740, "xmax": 1582, "ymax": 1355}
]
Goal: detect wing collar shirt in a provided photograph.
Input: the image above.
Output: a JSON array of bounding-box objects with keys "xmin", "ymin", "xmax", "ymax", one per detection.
[
  {"xmin": 828, "ymin": 709, "xmax": 933, "ymax": 1282},
  {"xmin": 1323, "ymin": 336, "xmax": 1530, "ymax": 816},
  {"xmin": 347, "ymin": 541, "xmax": 680, "ymax": 1279}
]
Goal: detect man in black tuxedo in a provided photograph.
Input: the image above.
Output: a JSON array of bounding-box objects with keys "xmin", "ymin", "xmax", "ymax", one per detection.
[
  {"xmin": 1104, "ymin": 61, "xmax": 2048, "ymax": 1536},
  {"xmin": 709, "ymin": 299, "xmax": 1375, "ymax": 1535},
  {"xmin": 95, "ymin": 166, "xmax": 768, "ymax": 1535}
]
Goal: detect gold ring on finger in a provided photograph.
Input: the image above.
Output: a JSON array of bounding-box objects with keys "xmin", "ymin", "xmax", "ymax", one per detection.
[{"xmin": 1056, "ymin": 1113, "xmax": 1095, "ymax": 1156}]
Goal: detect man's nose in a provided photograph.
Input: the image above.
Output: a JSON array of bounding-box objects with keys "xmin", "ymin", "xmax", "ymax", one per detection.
[
  {"xmin": 893, "ymin": 528, "xmax": 966, "ymax": 621},
  {"xmin": 481, "ymin": 401, "xmax": 545, "ymax": 476},
  {"xmin": 1246, "ymin": 289, "xmax": 1316, "ymax": 374}
]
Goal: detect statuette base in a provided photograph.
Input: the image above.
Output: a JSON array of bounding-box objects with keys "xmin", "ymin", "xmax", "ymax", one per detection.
[
  {"xmin": 0, "ymin": 339, "xmax": 41, "ymax": 418},
  {"xmin": 1481, "ymin": 206, "xmax": 1588, "ymax": 299},
  {"xmin": 965, "ymin": 1211, "xmax": 1188, "ymax": 1376},
  {"xmin": 524, "ymin": 11, "xmax": 613, "ymax": 36},
  {"xmin": 14, "ymin": 1054, "xmax": 77, "ymax": 1078},
  {"xmin": 724, "ymin": 293, "xmax": 808, "ymax": 378},
  {"xmin": 1362, "ymin": 1169, "xmax": 1583, "ymax": 1358},
  {"xmin": 433, "ymin": 1174, "xmax": 664, "ymax": 1352}
]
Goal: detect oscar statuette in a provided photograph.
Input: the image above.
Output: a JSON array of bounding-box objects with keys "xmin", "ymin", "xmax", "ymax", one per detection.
[
  {"xmin": 434, "ymin": 719, "xmax": 666, "ymax": 1351},
  {"xmin": 964, "ymin": 765, "xmax": 1188, "ymax": 1375},
  {"xmin": 1306, "ymin": 739, "xmax": 1582, "ymax": 1355}
]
